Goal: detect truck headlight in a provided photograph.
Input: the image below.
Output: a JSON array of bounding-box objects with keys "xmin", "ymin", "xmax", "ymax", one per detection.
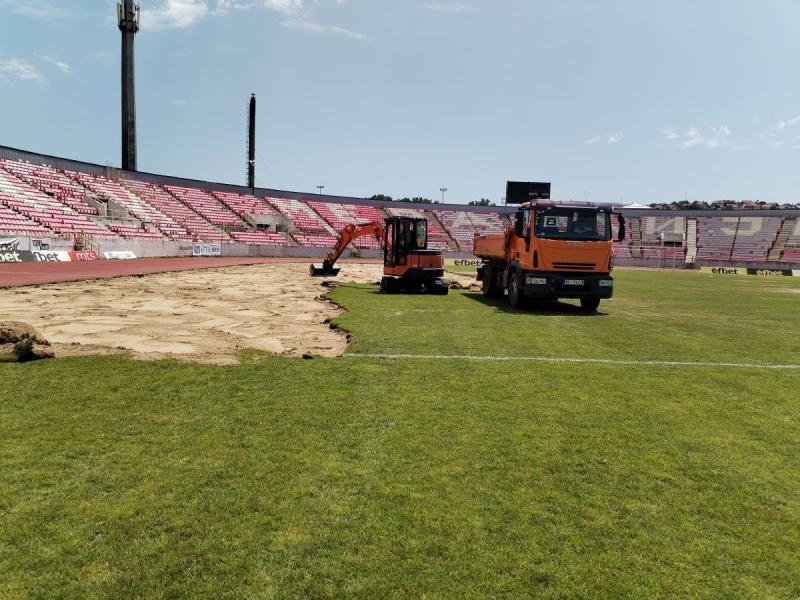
[
  {"xmin": 599, "ymin": 280, "xmax": 613, "ymax": 287},
  {"xmin": 526, "ymin": 277, "xmax": 547, "ymax": 285}
]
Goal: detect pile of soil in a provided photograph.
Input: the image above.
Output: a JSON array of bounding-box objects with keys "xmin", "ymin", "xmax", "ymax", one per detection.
[{"xmin": 0, "ymin": 321, "xmax": 54, "ymax": 361}]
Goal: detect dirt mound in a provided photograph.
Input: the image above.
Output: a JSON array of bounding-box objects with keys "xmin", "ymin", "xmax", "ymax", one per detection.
[
  {"xmin": 0, "ymin": 321, "xmax": 47, "ymax": 344},
  {"xmin": 0, "ymin": 321, "xmax": 53, "ymax": 362}
]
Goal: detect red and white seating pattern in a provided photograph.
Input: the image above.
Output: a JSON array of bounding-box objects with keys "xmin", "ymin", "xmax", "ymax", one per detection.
[
  {"xmin": 229, "ymin": 230, "xmax": 289, "ymax": 246},
  {"xmin": 640, "ymin": 216, "xmax": 685, "ymax": 242},
  {"xmin": 166, "ymin": 186, "xmax": 246, "ymax": 228},
  {"xmin": 0, "ymin": 202, "xmax": 52, "ymax": 236},
  {"xmin": 67, "ymin": 171, "xmax": 191, "ymax": 240},
  {"xmin": 212, "ymin": 191, "xmax": 278, "ymax": 219},
  {"xmin": 108, "ymin": 224, "xmax": 164, "ymax": 240},
  {"xmin": 120, "ymin": 180, "xmax": 223, "ymax": 241},
  {"xmin": 641, "ymin": 246, "xmax": 685, "ymax": 260},
  {"xmin": 0, "ymin": 168, "xmax": 116, "ymax": 238},
  {"xmin": 782, "ymin": 220, "xmax": 800, "ymax": 263},
  {"xmin": 468, "ymin": 211, "xmax": 505, "ymax": 234},
  {"xmin": 266, "ymin": 197, "xmax": 335, "ymax": 234},
  {"xmin": 386, "ymin": 207, "xmax": 449, "ymax": 250},
  {"xmin": 730, "ymin": 217, "xmax": 781, "ymax": 261},
  {"xmin": 0, "ymin": 160, "xmax": 98, "ymax": 215},
  {"xmin": 435, "ymin": 209, "xmax": 477, "ymax": 250},
  {"xmin": 306, "ymin": 201, "xmax": 385, "ymax": 248},
  {"xmin": 290, "ymin": 232, "xmax": 339, "ymax": 247},
  {"xmin": 696, "ymin": 217, "xmax": 739, "ymax": 261}
]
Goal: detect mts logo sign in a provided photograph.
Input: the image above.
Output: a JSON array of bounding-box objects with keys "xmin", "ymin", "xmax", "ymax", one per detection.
[{"xmin": 0, "ymin": 251, "xmax": 24, "ymax": 263}]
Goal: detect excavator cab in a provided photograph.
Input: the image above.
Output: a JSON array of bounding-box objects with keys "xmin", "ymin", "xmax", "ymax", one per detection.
[{"xmin": 382, "ymin": 216, "xmax": 448, "ymax": 294}]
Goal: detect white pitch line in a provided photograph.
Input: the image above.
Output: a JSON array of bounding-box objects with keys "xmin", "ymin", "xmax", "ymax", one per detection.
[{"xmin": 347, "ymin": 353, "xmax": 800, "ymax": 370}]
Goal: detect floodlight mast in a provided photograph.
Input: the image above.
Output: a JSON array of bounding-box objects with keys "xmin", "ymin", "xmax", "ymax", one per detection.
[{"xmin": 118, "ymin": 0, "xmax": 140, "ymax": 172}]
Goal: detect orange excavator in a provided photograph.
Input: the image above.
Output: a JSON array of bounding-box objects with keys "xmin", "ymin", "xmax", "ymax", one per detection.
[{"xmin": 310, "ymin": 216, "xmax": 449, "ymax": 294}]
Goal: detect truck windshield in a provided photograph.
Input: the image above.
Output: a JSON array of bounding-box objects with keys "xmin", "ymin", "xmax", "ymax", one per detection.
[{"xmin": 535, "ymin": 209, "xmax": 611, "ymax": 241}]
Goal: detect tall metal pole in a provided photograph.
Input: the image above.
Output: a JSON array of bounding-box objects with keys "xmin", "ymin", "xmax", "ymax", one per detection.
[
  {"xmin": 118, "ymin": 1, "xmax": 140, "ymax": 172},
  {"xmin": 247, "ymin": 94, "xmax": 256, "ymax": 190}
]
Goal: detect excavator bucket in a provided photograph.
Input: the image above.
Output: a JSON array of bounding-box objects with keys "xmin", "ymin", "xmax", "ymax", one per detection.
[{"xmin": 309, "ymin": 263, "xmax": 340, "ymax": 277}]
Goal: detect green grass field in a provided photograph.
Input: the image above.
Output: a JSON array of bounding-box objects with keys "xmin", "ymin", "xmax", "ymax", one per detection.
[{"xmin": 2, "ymin": 269, "xmax": 799, "ymax": 598}]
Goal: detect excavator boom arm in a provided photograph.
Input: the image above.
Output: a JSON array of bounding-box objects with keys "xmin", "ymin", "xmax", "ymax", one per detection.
[
  {"xmin": 325, "ymin": 222, "xmax": 386, "ymax": 266},
  {"xmin": 310, "ymin": 221, "xmax": 387, "ymax": 276}
]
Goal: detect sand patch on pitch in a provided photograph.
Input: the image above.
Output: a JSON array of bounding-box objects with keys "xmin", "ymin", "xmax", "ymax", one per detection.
[{"xmin": 0, "ymin": 263, "xmax": 478, "ymax": 363}]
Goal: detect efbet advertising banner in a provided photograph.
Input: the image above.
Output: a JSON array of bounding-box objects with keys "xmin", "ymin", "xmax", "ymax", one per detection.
[
  {"xmin": 445, "ymin": 258, "xmax": 481, "ymax": 268},
  {"xmin": 701, "ymin": 266, "xmax": 798, "ymax": 277},
  {"xmin": 0, "ymin": 249, "xmax": 30, "ymax": 263},
  {"xmin": 31, "ymin": 250, "xmax": 72, "ymax": 262}
]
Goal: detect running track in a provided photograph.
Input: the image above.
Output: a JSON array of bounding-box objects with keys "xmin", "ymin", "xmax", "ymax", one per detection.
[{"xmin": 0, "ymin": 257, "xmax": 380, "ymax": 288}]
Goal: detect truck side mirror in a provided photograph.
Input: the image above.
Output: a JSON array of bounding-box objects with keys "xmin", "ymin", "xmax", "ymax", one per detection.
[
  {"xmin": 617, "ymin": 214, "xmax": 626, "ymax": 242},
  {"xmin": 514, "ymin": 212, "xmax": 524, "ymax": 237}
]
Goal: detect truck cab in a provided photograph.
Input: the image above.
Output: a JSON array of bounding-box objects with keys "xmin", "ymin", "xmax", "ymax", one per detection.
[{"xmin": 474, "ymin": 197, "xmax": 624, "ymax": 311}]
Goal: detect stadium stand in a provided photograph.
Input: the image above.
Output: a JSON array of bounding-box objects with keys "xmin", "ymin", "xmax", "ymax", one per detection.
[
  {"xmin": 730, "ymin": 217, "xmax": 782, "ymax": 261},
  {"xmin": 120, "ymin": 179, "xmax": 223, "ymax": 241},
  {"xmin": 468, "ymin": 211, "xmax": 506, "ymax": 235},
  {"xmin": 781, "ymin": 218, "xmax": 800, "ymax": 262},
  {"xmin": 165, "ymin": 185, "xmax": 246, "ymax": 229},
  {"xmin": 66, "ymin": 170, "xmax": 192, "ymax": 240},
  {"xmin": 2, "ymin": 150, "xmax": 800, "ymax": 265},
  {"xmin": 211, "ymin": 190, "xmax": 278, "ymax": 220},
  {"xmin": 695, "ymin": 217, "xmax": 739, "ymax": 261},
  {"xmin": 107, "ymin": 223, "xmax": 164, "ymax": 240},
  {"xmin": 306, "ymin": 201, "xmax": 385, "ymax": 248},
  {"xmin": 638, "ymin": 216, "xmax": 686, "ymax": 262},
  {"xmin": 0, "ymin": 159, "xmax": 98, "ymax": 215},
  {"xmin": 0, "ymin": 201, "xmax": 52, "ymax": 236},
  {"xmin": 0, "ymin": 167, "xmax": 116, "ymax": 238},
  {"xmin": 229, "ymin": 230, "xmax": 289, "ymax": 245},
  {"xmin": 266, "ymin": 197, "xmax": 338, "ymax": 247},
  {"xmin": 434, "ymin": 209, "xmax": 477, "ymax": 250}
]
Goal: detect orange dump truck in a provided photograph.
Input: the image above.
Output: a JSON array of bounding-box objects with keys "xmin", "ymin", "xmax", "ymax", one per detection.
[{"xmin": 473, "ymin": 183, "xmax": 625, "ymax": 311}]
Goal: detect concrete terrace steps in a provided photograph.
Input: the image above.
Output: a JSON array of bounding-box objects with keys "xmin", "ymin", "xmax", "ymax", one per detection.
[{"xmin": 769, "ymin": 217, "xmax": 797, "ymax": 261}]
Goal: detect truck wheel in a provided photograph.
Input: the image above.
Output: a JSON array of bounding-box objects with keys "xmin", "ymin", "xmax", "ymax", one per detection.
[
  {"xmin": 381, "ymin": 276, "xmax": 398, "ymax": 294},
  {"xmin": 507, "ymin": 272, "xmax": 525, "ymax": 308},
  {"xmin": 580, "ymin": 297, "xmax": 600, "ymax": 312},
  {"xmin": 481, "ymin": 266, "xmax": 496, "ymax": 298}
]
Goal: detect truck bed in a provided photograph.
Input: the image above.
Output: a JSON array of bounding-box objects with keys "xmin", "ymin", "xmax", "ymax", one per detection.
[{"xmin": 473, "ymin": 232, "xmax": 508, "ymax": 260}]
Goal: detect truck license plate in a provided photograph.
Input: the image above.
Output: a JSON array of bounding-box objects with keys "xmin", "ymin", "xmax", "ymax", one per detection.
[{"xmin": 563, "ymin": 279, "xmax": 584, "ymax": 286}]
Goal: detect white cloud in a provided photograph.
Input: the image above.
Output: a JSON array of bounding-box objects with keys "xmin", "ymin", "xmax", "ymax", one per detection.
[
  {"xmin": 172, "ymin": 99, "xmax": 187, "ymax": 105},
  {"xmin": 422, "ymin": 3, "xmax": 467, "ymax": 12},
  {"xmin": 280, "ymin": 18, "xmax": 364, "ymax": 39},
  {"xmin": 663, "ymin": 125, "xmax": 731, "ymax": 149},
  {"xmin": 142, "ymin": 0, "xmax": 358, "ymax": 32},
  {"xmin": 585, "ymin": 133, "xmax": 622, "ymax": 145},
  {"xmin": 777, "ymin": 115, "xmax": 800, "ymax": 130},
  {"xmin": 141, "ymin": 0, "xmax": 210, "ymax": 31},
  {"xmin": 37, "ymin": 55, "xmax": 70, "ymax": 74},
  {"xmin": 0, "ymin": 57, "xmax": 44, "ymax": 82},
  {"xmin": 0, "ymin": 0, "xmax": 67, "ymax": 19},
  {"xmin": 262, "ymin": 0, "xmax": 303, "ymax": 15}
]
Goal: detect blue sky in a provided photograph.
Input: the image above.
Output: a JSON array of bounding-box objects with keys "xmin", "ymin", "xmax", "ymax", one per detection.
[{"xmin": 1, "ymin": 0, "xmax": 799, "ymax": 204}]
